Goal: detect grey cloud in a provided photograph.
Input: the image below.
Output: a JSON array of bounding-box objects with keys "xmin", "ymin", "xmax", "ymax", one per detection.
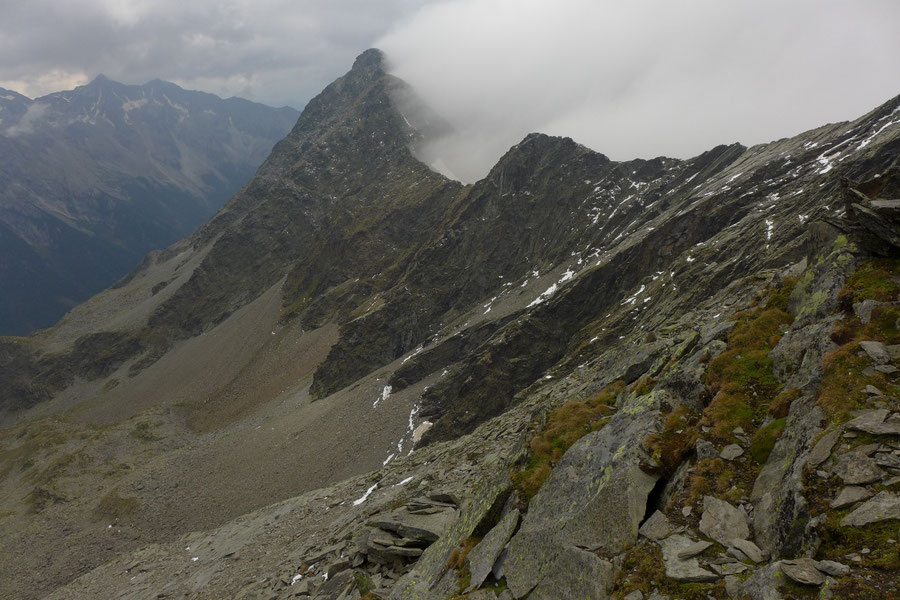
[
  {"xmin": 1, "ymin": 0, "xmax": 897, "ymax": 183},
  {"xmin": 378, "ymin": 0, "xmax": 900, "ymax": 182},
  {"xmin": 0, "ymin": 0, "xmax": 432, "ymax": 106}
]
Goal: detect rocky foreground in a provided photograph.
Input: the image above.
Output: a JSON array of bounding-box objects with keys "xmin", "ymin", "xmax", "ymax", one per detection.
[{"xmin": 1, "ymin": 50, "xmax": 898, "ymax": 599}]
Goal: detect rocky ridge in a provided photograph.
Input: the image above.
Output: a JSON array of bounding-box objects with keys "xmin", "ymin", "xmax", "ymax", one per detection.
[{"xmin": 0, "ymin": 50, "xmax": 898, "ymax": 600}]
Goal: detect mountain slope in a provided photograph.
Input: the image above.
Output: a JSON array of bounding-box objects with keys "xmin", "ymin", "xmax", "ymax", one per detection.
[
  {"xmin": 0, "ymin": 77, "xmax": 299, "ymax": 335},
  {"xmin": 0, "ymin": 50, "xmax": 898, "ymax": 600}
]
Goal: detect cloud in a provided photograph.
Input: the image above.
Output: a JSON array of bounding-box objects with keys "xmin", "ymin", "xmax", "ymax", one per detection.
[
  {"xmin": 0, "ymin": 0, "xmax": 432, "ymax": 107},
  {"xmin": 3, "ymin": 102, "xmax": 49, "ymax": 137},
  {"xmin": 378, "ymin": 0, "xmax": 900, "ymax": 182}
]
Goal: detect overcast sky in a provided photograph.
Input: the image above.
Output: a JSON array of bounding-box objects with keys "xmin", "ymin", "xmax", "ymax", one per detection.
[{"xmin": 1, "ymin": 0, "xmax": 898, "ymax": 181}]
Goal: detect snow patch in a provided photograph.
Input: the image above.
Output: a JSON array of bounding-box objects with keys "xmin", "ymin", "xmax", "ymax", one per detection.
[
  {"xmin": 373, "ymin": 385, "xmax": 392, "ymax": 408},
  {"xmin": 353, "ymin": 483, "xmax": 378, "ymax": 506},
  {"xmin": 528, "ymin": 283, "xmax": 557, "ymax": 307}
]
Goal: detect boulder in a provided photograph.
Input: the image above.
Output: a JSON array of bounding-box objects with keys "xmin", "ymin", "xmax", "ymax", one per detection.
[
  {"xmin": 724, "ymin": 563, "xmax": 783, "ymax": 600},
  {"xmin": 699, "ymin": 496, "xmax": 749, "ymax": 546},
  {"xmin": 833, "ymin": 452, "xmax": 884, "ymax": 485},
  {"xmin": 659, "ymin": 535, "xmax": 719, "ymax": 583},
  {"xmin": 720, "ymin": 444, "xmax": 744, "ymax": 461},
  {"xmin": 853, "ymin": 300, "xmax": 883, "ymax": 324},
  {"xmin": 695, "ymin": 438, "xmax": 718, "ymax": 461},
  {"xmin": 859, "ymin": 340, "xmax": 890, "ymax": 364},
  {"xmin": 840, "ymin": 491, "xmax": 900, "ymax": 527},
  {"xmin": 503, "ymin": 398, "xmax": 660, "ymax": 598},
  {"xmin": 312, "ymin": 569, "xmax": 356, "ymax": 599},
  {"xmin": 465, "ymin": 509, "xmax": 520, "ymax": 591},
  {"xmin": 390, "ymin": 470, "xmax": 511, "ymax": 600},
  {"xmin": 830, "ymin": 486, "xmax": 873, "ymax": 509},
  {"xmin": 751, "ymin": 395, "xmax": 824, "ymax": 557},
  {"xmin": 528, "ymin": 546, "xmax": 615, "ymax": 600},
  {"xmin": 368, "ymin": 503, "xmax": 457, "ymax": 543},
  {"xmin": 780, "ymin": 558, "xmax": 826, "ymax": 586},
  {"xmin": 887, "ymin": 344, "xmax": 900, "ymax": 360}
]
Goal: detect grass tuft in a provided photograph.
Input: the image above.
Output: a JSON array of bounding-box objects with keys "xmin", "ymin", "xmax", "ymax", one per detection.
[{"xmin": 512, "ymin": 381, "xmax": 625, "ymax": 501}]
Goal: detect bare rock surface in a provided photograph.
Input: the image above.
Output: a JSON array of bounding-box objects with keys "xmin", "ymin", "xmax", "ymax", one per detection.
[
  {"xmin": 465, "ymin": 508, "xmax": 520, "ymax": 592},
  {"xmin": 840, "ymin": 491, "xmax": 900, "ymax": 526},
  {"xmin": 830, "ymin": 486, "xmax": 873, "ymax": 509},
  {"xmin": 780, "ymin": 558, "xmax": 826, "ymax": 586},
  {"xmin": 699, "ymin": 496, "xmax": 749, "ymax": 546},
  {"xmin": 659, "ymin": 535, "xmax": 719, "ymax": 583}
]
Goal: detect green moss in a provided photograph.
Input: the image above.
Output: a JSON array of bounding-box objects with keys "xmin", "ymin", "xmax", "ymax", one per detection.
[
  {"xmin": 644, "ymin": 404, "xmax": 699, "ymax": 474},
  {"xmin": 749, "ymin": 418, "xmax": 786, "ymax": 464},
  {"xmin": 701, "ymin": 279, "xmax": 796, "ymax": 443},
  {"xmin": 818, "ymin": 512, "xmax": 900, "ymax": 571},
  {"xmin": 768, "ymin": 387, "xmax": 802, "ymax": 418},
  {"xmin": 839, "ymin": 258, "xmax": 900, "ymax": 305},
  {"xmin": 612, "ymin": 543, "xmax": 729, "ymax": 599}
]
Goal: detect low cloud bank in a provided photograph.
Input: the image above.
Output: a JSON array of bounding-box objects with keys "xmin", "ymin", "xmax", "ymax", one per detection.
[{"xmin": 379, "ymin": 0, "xmax": 900, "ymax": 182}]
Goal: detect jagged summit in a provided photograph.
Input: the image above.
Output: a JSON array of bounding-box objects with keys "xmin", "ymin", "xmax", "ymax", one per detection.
[
  {"xmin": 352, "ymin": 47, "xmax": 387, "ymax": 71},
  {"xmin": 0, "ymin": 49, "xmax": 899, "ymax": 600}
]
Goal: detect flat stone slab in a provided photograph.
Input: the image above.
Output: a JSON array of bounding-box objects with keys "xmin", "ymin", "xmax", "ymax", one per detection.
[
  {"xmin": 712, "ymin": 563, "xmax": 747, "ymax": 576},
  {"xmin": 466, "ymin": 508, "xmax": 519, "ymax": 591},
  {"xmin": 730, "ymin": 538, "xmax": 766, "ymax": 563},
  {"xmin": 780, "ymin": 558, "xmax": 826, "ymax": 586},
  {"xmin": 675, "ymin": 540, "xmax": 713, "ymax": 559},
  {"xmin": 815, "ymin": 560, "xmax": 850, "ymax": 577},
  {"xmin": 831, "ymin": 486, "xmax": 874, "ymax": 509},
  {"xmin": 659, "ymin": 535, "xmax": 719, "ymax": 583},
  {"xmin": 638, "ymin": 510, "xmax": 673, "ymax": 541},
  {"xmin": 368, "ymin": 505, "xmax": 457, "ymax": 542},
  {"xmin": 866, "ymin": 415, "xmax": 900, "ymax": 436},
  {"xmin": 807, "ymin": 428, "xmax": 843, "ymax": 468},
  {"xmin": 845, "ymin": 409, "xmax": 890, "ymax": 435},
  {"xmin": 840, "ymin": 491, "xmax": 900, "ymax": 527},
  {"xmin": 699, "ymin": 496, "xmax": 749, "ymax": 546},
  {"xmin": 833, "ymin": 452, "xmax": 884, "ymax": 485},
  {"xmin": 859, "ymin": 340, "xmax": 891, "ymax": 364},
  {"xmin": 528, "ymin": 546, "xmax": 615, "ymax": 600}
]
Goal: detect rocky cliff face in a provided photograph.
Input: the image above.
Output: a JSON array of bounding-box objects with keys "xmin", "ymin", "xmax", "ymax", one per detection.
[
  {"xmin": 0, "ymin": 77, "xmax": 299, "ymax": 335},
  {"xmin": 0, "ymin": 50, "xmax": 898, "ymax": 600}
]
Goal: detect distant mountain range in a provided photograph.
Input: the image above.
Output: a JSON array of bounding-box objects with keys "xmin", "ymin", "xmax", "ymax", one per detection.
[{"xmin": 0, "ymin": 76, "xmax": 299, "ymax": 334}]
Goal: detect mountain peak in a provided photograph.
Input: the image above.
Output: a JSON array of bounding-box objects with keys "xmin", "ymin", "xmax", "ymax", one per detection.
[
  {"xmin": 88, "ymin": 73, "xmax": 112, "ymax": 86},
  {"xmin": 352, "ymin": 48, "xmax": 386, "ymax": 73}
]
